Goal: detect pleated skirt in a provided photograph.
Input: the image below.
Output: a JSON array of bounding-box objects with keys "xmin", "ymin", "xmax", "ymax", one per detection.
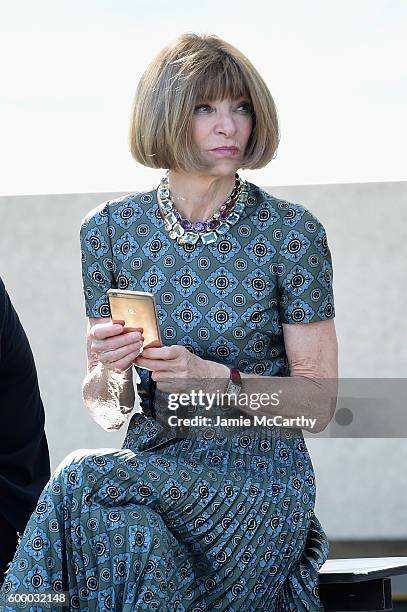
[{"xmin": 0, "ymin": 412, "xmax": 329, "ymax": 611}]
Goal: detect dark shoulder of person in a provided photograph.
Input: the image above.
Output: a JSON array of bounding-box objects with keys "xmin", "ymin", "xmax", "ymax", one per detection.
[
  {"xmin": 0, "ymin": 276, "xmax": 50, "ymax": 531},
  {"xmin": 0, "ymin": 277, "xmax": 42, "ymax": 385}
]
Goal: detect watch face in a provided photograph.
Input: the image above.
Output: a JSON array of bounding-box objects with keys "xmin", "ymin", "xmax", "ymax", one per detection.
[{"xmin": 226, "ymin": 381, "xmax": 241, "ymax": 396}]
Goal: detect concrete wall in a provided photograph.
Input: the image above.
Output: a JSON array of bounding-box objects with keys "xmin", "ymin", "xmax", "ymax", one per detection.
[{"xmin": 1, "ymin": 180, "xmax": 406, "ymax": 541}]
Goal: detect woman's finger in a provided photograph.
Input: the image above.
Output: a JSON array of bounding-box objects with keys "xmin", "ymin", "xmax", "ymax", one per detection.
[
  {"xmin": 133, "ymin": 355, "xmax": 171, "ymax": 371},
  {"xmin": 98, "ymin": 341, "xmax": 143, "ymax": 365},
  {"xmin": 91, "ymin": 322, "xmax": 124, "ymax": 340},
  {"xmin": 109, "ymin": 351, "xmax": 142, "ymax": 373},
  {"xmin": 92, "ymin": 330, "xmax": 143, "ymax": 353}
]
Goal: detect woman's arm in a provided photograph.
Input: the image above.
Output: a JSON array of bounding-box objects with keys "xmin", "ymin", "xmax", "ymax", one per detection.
[
  {"xmin": 136, "ymin": 319, "xmax": 338, "ymax": 434},
  {"xmin": 82, "ymin": 317, "xmax": 143, "ymax": 432},
  {"xmin": 238, "ymin": 319, "xmax": 338, "ymax": 432},
  {"xmin": 282, "ymin": 319, "xmax": 338, "ymax": 379}
]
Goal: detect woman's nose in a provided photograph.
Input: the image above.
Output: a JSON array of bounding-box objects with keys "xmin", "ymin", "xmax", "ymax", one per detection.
[{"xmin": 215, "ymin": 111, "xmax": 237, "ymax": 136}]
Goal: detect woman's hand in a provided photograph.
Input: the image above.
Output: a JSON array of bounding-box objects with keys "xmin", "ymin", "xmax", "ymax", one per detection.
[
  {"xmin": 133, "ymin": 345, "xmax": 229, "ymax": 395},
  {"xmin": 89, "ymin": 322, "xmax": 144, "ymax": 373}
]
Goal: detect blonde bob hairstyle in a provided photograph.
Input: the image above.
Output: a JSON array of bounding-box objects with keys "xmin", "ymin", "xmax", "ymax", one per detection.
[{"xmin": 129, "ymin": 33, "xmax": 280, "ymax": 172}]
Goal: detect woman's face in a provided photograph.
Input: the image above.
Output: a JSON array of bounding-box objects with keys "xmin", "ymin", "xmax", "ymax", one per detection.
[{"xmin": 191, "ymin": 97, "xmax": 253, "ymax": 176}]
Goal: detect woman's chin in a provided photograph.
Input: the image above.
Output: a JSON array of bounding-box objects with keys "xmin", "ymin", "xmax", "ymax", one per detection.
[{"xmin": 204, "ymin": 160, "xmax": 241, "ymax": 177}]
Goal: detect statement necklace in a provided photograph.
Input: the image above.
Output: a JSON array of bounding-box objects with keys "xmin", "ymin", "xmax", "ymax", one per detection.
[{"xmin": 157, "ymin": 172, "xmax": 248, "ymax": 246}]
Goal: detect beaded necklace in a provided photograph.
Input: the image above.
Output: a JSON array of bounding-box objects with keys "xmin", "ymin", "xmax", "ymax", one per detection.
[{"xmin": 157, "ymin": 173, "xmax": 248, "ymax": 246}]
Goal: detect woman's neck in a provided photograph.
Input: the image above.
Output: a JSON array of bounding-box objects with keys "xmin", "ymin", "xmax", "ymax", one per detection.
[{"xmin": 165, "ymin": 170, "xmax": 236, "ymax": 223}]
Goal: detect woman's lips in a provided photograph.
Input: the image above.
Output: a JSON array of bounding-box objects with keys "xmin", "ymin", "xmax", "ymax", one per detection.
[{"xmin": 209, "ymin": 147, "xmax": 240, "ymax": 157}]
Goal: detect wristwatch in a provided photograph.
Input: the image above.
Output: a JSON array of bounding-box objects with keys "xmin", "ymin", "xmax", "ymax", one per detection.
[{"xmin": 224, "ymin": 367, "xmax": 242, "ymax": 398}]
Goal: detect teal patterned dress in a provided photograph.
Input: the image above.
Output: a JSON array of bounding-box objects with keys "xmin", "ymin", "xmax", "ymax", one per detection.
[{"xmin": 1, "ymin": 181, "xmax": 335, "ymax": 611}]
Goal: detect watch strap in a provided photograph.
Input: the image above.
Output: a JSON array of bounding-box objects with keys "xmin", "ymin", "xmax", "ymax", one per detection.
[{"xmin": 225, "ymin": 367, "xmax": 242, "ymax": 397}]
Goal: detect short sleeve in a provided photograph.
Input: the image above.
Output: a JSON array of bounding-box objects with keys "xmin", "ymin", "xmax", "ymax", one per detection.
[
  {"xmin": 276, "ymin": 202, "xmax": 335, "ymax": 324},
  {"xmin": 79, "ymin": 201, "xmax": 116, "ymax": 318}
]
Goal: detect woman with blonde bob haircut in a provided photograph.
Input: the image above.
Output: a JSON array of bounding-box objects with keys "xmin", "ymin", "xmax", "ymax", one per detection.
[
  {"xmin": 129, "ymin": 34, "xmax": 279, "ymax": 173},
  {"xmin": 2, "ymin": 33, "xmax": 337, "ymax": 611}
]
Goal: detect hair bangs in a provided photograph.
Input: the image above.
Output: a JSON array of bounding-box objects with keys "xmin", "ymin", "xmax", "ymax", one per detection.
[{"xmin": 193, "ymin": 56, "xmax": 251, "ymax": 104}]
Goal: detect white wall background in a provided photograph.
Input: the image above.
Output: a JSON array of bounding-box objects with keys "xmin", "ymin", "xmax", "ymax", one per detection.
[
  {"xmin": 1, "ymin": 179, "xmax": 406, "ymax": 540},
  {"xmin": 0, "ymin": 0, "xmax": 406, "ymax": 196}
]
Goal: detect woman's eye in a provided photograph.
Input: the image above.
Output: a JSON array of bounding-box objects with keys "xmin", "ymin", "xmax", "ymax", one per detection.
[
  {"xmin": 237, "ymin": 102, "xmax": 252, "ymax": 113},
  {"xmin": 194, "ymin": 104, "xmax": 212, "ymax": 113}
]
